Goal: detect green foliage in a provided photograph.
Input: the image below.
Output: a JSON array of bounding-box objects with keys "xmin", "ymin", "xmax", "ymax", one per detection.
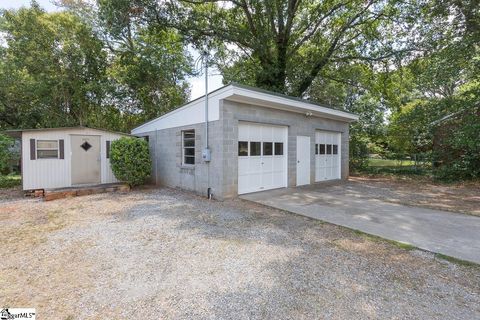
[
  {"xmin": 0, "ymin": 174, "xmax": 21, "ymax": 189},
  {"xmin": 387, "ymin": 100, "xmax": 436, "ymax": 156},
  {"xmin": 0, "ymin": 2, "xmax": 193, "ymax": 132},
  {"xmin": 0, "ymin": 134, "xmax": 14, "ymax": 174},
  {"xmin": 349, "ymin": 134, "xmax": 369, "ymax": 172},
  {"xmin": 0, "ymin": 6, "xmax": 108, "ymax": 129},
  {"xmin": 432, "ymin": 85, "xmax": 480, "ymax": 180},
  {"xmin": 161, "ymin": 0, "xmax": 416, "ymax": 96},
  {"xmin": 96, "ymin": 0, "xmax": 193, "ymax": 123},
  {"xmin": 109, "ymin": 137, "xmax": 151, "ymax": 186}
]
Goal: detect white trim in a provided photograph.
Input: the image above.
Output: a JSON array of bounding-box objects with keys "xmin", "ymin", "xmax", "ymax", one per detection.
[
  {"xmin": 131, "ymin": 84, "xmax": 358, "ymax": 135},
  {"xmin": 181, "ymin": 129, "xmax": 196, "ymax": 166},
  {"xmin": 36, "ymin": 139, "xmax": 59, "ymax": 159},
  {"xmin": 132, "ymin": 86, "xmax": 234, "ymax": 134},
  {"xmin": 229, "ymin": 86, "xmax": 358, "ymax": 122}
]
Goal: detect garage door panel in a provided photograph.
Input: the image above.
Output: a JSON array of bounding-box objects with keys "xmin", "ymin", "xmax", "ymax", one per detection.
[
  {"xmin": 261, "ymin": 126, "xmax": 273, "ymax": 141},
  {"xmin": 238, "ymin": 158, "xmax": 249, "ymax": 174},
  {"xmin": 262, "ymin": 156, "xmax": 273, "ymax": 168},
  {"xmin": 249, "ymin": 125, "xmax": 262, "ymax": 141},
  {"xmin": 249, "ymin": 157, "xmax": 263, "ymax": 174},
  {"xmin": 238, "ymin": 122, "xmax": 287, "ymax": 195},
  {"xmin": 273, "ymin": 157, "xmax": 283, "ymax": 171},
  {"xmin": 261, "ymin": 172, "xmax": 274, "ymax": 190},
  {"xmin": 238, "ymin": 124, "xmax": 249, "ymax": 141}
]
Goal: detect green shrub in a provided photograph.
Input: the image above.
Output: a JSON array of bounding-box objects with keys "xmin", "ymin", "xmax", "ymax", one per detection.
[
  {"xmin": 0, "ymin": 174, "xmax": 21, "ymax": 189},
  {"xmin": 110, "ymin": 137, "xmax": 151, "ymax": 187},
  {"xmin": 349, "ymin": 134, "xmax": 369, "ymax": 172},
  {"xmin": 432, "ymin": 105, "xmax": 480, "ymax": 181},
  {"xmin": 0, "ymin": 134, "xmax": 14, "ymax": 174}
]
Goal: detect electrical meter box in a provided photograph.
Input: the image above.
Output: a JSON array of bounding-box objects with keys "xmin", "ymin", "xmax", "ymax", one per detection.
[{"xmin": 202, "ymin": 148, "xmax": 211, "ymax": 162}]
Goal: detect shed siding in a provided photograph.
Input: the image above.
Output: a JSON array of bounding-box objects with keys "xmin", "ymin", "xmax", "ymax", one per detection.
[{"xmin": 22, "ymin": 128, "xmax": 125, "ymax": 190}]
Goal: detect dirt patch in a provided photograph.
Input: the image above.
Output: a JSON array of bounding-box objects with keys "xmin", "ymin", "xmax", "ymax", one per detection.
[
  {"xmin": 1, "ymin": 188, "xmax": 479, "ymax": 319},
  {"xmin": 0, "ymin": 185, "xmax": 23, "ymax": 203},
  {"xmin": 349, "ymin": 175, "xmax": 480, "ymax": 216}
]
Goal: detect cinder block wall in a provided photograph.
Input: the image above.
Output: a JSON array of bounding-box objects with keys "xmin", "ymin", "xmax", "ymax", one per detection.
[
  {"xmin": 139, "ymin": 99, "xmax": 350, "ymax": 200},
  {"xmin": 221, "ymin": 100, "xmax": 350, "ymax": 198},
  {"xmin": 139, "ymin": 120, "xmax": 227, "ymax": 199}
]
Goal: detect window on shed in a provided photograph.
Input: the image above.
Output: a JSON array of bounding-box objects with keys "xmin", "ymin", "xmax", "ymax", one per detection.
[
  {"xmin": 37, "ymin": 140, "xmax": 59, "ymax": 159},
  {"xmin": 182, "ymin": 130, "xmax": 195, "ymax": 165}
]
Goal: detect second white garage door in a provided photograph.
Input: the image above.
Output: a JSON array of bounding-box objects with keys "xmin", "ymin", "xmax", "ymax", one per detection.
[
  {"xmin": 238, "ymin": 122, "xmax": 288, "ymax": 194},
  {"xmin": 315, "ymin": 130, "xmax": 341, "ymax": 181}
]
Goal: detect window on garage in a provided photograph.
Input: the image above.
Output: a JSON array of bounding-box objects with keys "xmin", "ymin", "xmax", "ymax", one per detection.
[
  {"xmin": 319, "ymin": 144, "xmax": 325, "ymax": 154},
  {"xmin": 274, "ymin": 142, "xmax": 283, "ymax": 155},
  {"xmin": 250, "ymin": 142, "xmax": 261, "ymax": 156},
  {"xmin": 263, "ymin": 142, "xmax": 273, "ymax": 155},
  {"xmin": 333, "ymin": 144, "xmax": 338, "ymax": 154},
  {"xmin": 182, "ymin": 130, "xmax": 195, "ymax": 165},
  {"xmin": 327, "ymin": 144, "xmax": 332, "ymax": 154},
  {"xmin": 238, "ymin": 141, "xmax": 248, "ymax": 156}
]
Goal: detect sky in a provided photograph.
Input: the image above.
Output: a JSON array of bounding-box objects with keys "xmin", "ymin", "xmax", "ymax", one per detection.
[{"xmin": 1, "ymin": 0, "xmax": 224, "ymax": 100}]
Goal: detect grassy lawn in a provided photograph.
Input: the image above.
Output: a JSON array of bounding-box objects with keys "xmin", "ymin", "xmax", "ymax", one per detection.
[
  {"xmin": 368, "ymin": 158, "xmax": 416, "ymax": 167},
  {"xmin": 0, "ymin": 174, "xmax": 21, "ymax": 189},
  {"xmin": 360, "ymin": 158, "xmax": 431, "ymax": 176}
]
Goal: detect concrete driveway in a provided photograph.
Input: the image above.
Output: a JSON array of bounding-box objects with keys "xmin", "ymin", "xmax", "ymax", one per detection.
[{"xmin": 241, "ymin": 184, "xmax": 480, "ymax": 264}]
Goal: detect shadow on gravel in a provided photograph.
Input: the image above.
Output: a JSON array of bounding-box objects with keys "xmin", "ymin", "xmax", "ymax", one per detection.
[{"xmin": 85, "ymin": 188, "xmax": 479, "ymax": 319}]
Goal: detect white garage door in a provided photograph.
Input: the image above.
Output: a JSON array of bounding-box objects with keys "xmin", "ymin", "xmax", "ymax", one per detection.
[
  {"xmin": 238, "ymin": 122, "xmax": 288, "ymax": 194},
  {"xmin": 315, "ymin": 131, "xmax": 341, "ymax": 181}
]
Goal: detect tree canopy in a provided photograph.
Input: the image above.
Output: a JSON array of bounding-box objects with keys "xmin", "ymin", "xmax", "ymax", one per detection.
[{"xmin": 0, "ymin": 0, "xmax": 478, "ymax": 179}]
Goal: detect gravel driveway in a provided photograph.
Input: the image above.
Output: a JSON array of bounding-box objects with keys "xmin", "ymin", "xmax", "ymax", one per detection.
[{"xmin": 1, "ymin": 188, "xmax": 479, "ymax": 319}]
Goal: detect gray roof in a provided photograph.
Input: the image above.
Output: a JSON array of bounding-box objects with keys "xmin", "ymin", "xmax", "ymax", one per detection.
[{"xmin": 3, "ymin": 126, "xmax": 133, "ymax": 138}]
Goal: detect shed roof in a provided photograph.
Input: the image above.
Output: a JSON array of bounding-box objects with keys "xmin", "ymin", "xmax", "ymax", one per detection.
[{"xmin": 3, "ymin": 126, "xmax": 133, "ymax": 138}]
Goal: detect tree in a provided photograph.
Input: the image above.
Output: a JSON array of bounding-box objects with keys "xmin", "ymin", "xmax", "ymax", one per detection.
[
  {"xmin": 0, "ymin": 1, "xmax": 195, "ymax": 132},
  {"xmin": 110, "ymin": 137, "xmax": 152, "ymax": 186},
  {"xmin": 0, "ymin": 4, "xmax": 109, "ymax": 129},
  {"xmin": 0, "ymin": 134, "xmax": 14, "ymax": 174},
  {"xmin": 60, "ymin": 0, "xmax": 194, "ymax": 123},
  {"xmin": 159, "ymin": 0, "xmax": 418, "ymax": 96}
]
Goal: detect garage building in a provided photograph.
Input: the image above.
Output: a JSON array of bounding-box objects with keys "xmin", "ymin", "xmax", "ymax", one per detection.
[{"xmin": 132, "ymin": 83, "xmax": 358, "ymax": 199}]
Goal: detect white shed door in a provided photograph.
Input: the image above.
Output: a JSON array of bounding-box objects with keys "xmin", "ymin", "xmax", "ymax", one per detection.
[
  {"xmin": 238, "ymin": 122, "xmax": 287, "ymax": 195},
  {"xmin": 71, "ymin": 135, "xmax": 101, "ymax": 185},
  {"xmin": 315, "ymin": 131, "xmax": 341, "ymax": 181}
]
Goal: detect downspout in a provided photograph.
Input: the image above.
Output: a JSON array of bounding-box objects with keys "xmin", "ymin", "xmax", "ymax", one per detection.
[
  {"xmin": 155, "ymin": 129, "xmax": 158, "ymax": 185},
  {"xmin": 203, "ymin": 51, "xmax": 212, "ymax": 199},
  {"xmin": 205, "ymin": 53, "xmax": 209, "ymax": 150}
]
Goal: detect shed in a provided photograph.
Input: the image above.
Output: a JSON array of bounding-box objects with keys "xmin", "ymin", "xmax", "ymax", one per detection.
[
  {"xmin": 7, "ymin": 127, "xmax": 130, "ymax": 191},
  {"xmin": 132, "ymin": 83, "xmax": 358, "ymax": 199}
]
